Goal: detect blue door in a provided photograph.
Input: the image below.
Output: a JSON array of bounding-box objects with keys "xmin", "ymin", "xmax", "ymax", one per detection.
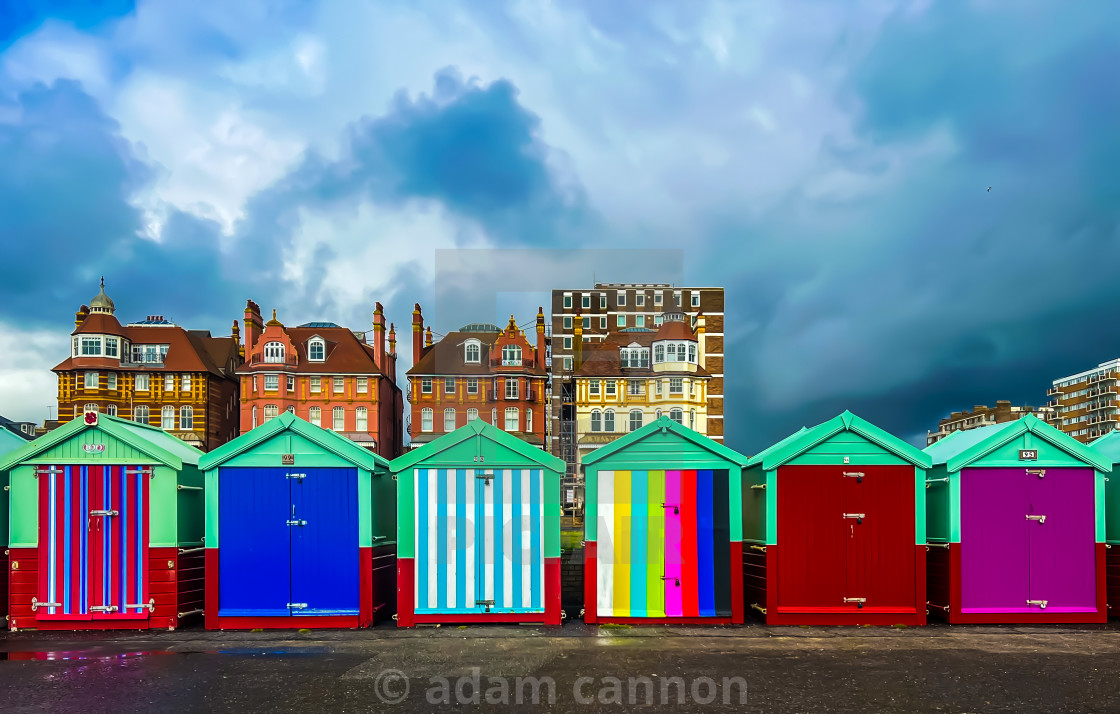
[
  {"xmin": 219, "ymin": 467, "xmax": 359, "ymax": 617},
  {"xmin": 290, "ymin": 468, "xmax": 359, "ymax": 615},
  {"xmin": 218, "ymin": 468, "xmax": 292, "ymax": 617}
]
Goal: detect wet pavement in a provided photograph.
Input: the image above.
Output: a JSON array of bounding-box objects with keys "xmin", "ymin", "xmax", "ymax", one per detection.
[{"xmin": 3, "ymin": 622, "xmax": 1120, "ymax": 712}]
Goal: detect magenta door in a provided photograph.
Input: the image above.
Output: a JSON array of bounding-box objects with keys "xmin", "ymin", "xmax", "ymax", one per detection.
[
  {"xmin": 663, "ymin": 471, "xmax": 683, "ymax": 617},
  {"xmin": 960, "ymin": 468, "xmax": 1030, "ymax": 612},
  {"xmin": 1026, "ymin": 469, "xmax": 1096, "ymax": 612}
]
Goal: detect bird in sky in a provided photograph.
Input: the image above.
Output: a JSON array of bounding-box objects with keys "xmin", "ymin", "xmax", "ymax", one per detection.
[{"xmin": 987, "ymin": 186, "xmax": 991, "ymax": 192}]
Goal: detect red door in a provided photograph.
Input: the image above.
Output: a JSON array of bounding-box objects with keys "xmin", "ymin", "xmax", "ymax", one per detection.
[
  {"xmin": 37, "ymin": 465, "xmax": 151, "ymax": 621},
  {"xmin": 778, "ymin": 465, "xmax": 916, "ymax": 613}
]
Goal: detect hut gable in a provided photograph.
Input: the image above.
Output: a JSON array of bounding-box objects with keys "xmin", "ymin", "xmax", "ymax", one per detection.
[
  {"xmin": 582, "ymin": 415, "xmax": 746, "ymax": 470},
  {"xmin": 199, "ymin": 412, "xmax": 387, "ymax": 472},
  {"xmin": 748, "ymin": 411, "xmax": 930, "ymax": 471},
  {"xmin": 0, "ymin": 413, "xmax": 194, "ymax": 471},
  {"xmin": 392, "ymin": 419, "xmax": 564, "ymax": 473},
  {"xmin": 926, "ymin": 413, "xmax": 1110, "ymax": 473}
]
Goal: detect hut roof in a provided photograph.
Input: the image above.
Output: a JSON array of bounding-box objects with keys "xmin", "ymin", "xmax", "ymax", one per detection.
[
  {"xmin": 746, "ymin": 410, "xmax": 931, "ymax": 470},
  {"xmin": 923, "ymin": 413, "xmax": 1110, "ymax": 473},
  {"xmin": 581, "ymin": 415, "xmax": 746, "ymax": 467},
  {"xmin": 198, "ymin": 412, "xmax": 389, "ymax": 472},
  {"xmin": 391, "ymin": 418, "xmax": 564, "ymax": 474}
]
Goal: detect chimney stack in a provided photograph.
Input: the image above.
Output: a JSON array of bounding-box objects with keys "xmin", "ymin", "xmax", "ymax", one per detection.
[
  {"xmin": 536, "ymin": 306, "xmax": 546, "ymax": 371},
  {"xmin": 696, "ymin": 312, "xmax": 706, "ymax": 365},
  {"xmin": 244, "ymin": 299, "xmax": 263, "ymax": 355},
  {"xmin": 75, "ymin": 304, "xmax": 89, "ymax": 330},
  {"xmin": 387, "ymin": 322, "xmax": 398, "ymax": 381},
  {"xmin": 574, "ymin": 309, "xmax": 583, "ymax": 372},
  {"xmin": 231, "ymin": 320, "xmax": 243, "ymax": 359},
  {"xmin": 412, "ymin": 303, "xmax": 424, "ymax": 366},
  {"xmin": 372, "ymin": 302, "xmax": 386, "ymax": 371},
  {"xmin": 425, "ymin": 326, "xmax": 433, "ymax": 348}
]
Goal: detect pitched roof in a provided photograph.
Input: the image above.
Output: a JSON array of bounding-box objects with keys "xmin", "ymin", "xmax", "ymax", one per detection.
[
  {"xmin": 408, "ymin": 330, "xmax": 546, "ymax": 377},
  {"xmin": 0, "ymin": 413, "xmax": 201, "ymax": 471},
  {"xmin": 249, "ymin": 325, "xmax": 388, "ymax": 375},
  {"xmin": 0, "ymin": 414, "xmax": 35, "ymax": 441},
  {"xmin": 198, "ymin": 412, "xmax": 389, "ymax": 472},
  {"xmin": 390, "ymin": 419, "xmax": 564, "ymax": 473},
  {"xmin": 72, "ymin": 312, "xmax": 126, "ymax": 337},
  {"xmin": 654, "ymin": 319, "xmax": 697, "ymax": 341},
  {"xmin": 574, "ymin": 332, "xmax": 710, "ymax": 378},
  {"xmin": 582, "ymin": 415, "xmax": 747, "ymax": 466},
  {"xmin": 925, "ymin": 413, "xmax": 1111, "ymax": 472},
  {"xmin": 0, "ymin": 427, "xmax": 29, "ymax": 455},
  {"xmin": 54, "ymin": 325, "xmax": 240, "ymax": 380},
  {"xmin": 1090, "ymin": 428, "xmax": 1120, "ymax": 463},
  {"xmin": 746, "ymin": 411, "xmax": 931, "ymax": 470}
]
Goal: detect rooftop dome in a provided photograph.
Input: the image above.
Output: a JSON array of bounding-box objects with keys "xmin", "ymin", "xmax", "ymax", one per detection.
[
  {"xmin": 460, "ymin": 323, "xmax": 502, "ymax": 333},
  {"xmin": 89, "ymin": 277, "xmax": 115, "ymax": 315}
]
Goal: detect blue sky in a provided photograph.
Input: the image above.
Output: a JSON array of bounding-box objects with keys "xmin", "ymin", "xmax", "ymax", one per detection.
[{"xmin": 0, "ymin": 0, "xmax": 1117, "ymax": 450}]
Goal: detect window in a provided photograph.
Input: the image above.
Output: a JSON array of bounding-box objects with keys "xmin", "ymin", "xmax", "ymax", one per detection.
[
  {"xmin": 465, "ymin": 340, "xmax": 481, "ymax": 363},
  {"xmin": 667, "ymin": 342, "xmax": 678, "ymax": 360},
  {"xmin": 563, "ymin": 316, "xmax": 572, "ymax": 330},
  {"xmin": 505, "ymin": 407, "xmax": 519, "ymax": 431},
  {"xmin": 564, "ymin": 357, "xmax": 572, "ymax": 371},
  {"xmin": 180, "ymin": 406, "xmax": 193, "ymax": 430},
  {"xmin": 252, "ymin": 376, "xmax": 258, "ymax": 392},
  {"xmin": 691, "ymin": 292, "xmax": 700, "ymax": 307},
  {"xmin": 582, "ymin": 317, "xmax": 590, "ymax": 329},
  {"xmin": 467, "ymin": 378, "xmax": 478, "ymax": 395},
  {"xmin": 690, "ymin": 409, "xmax": 696, "ymax": 429},
  {"xmin": 606, "ymin": 380, "xmax": 616, "ymax": 396},
  {"xmin": 356, "ymin": 406, "xmax": 368, "ymax": 431},
  {"xmin": 617, "ymin": 291, "xmax": 626, "ymax": 306},
  {"xmin": 311, "ymin": 376, "xmax": 321, "ymax": 393},
  {"xmin": 491, "ymin": 408, "xmax": 497, "ymax": 425},
  {"xmin": 563, "ymin": 294, "xmax": 572, "ymax": 308},
  {"xmin": 308, "ymin": 338, "xmax": 325, "ymax": 361},
  {"xmin": 445, "ymin": 378, "xmax": 456, "ymax": 394},
  {"xmin": 357, "ymin": 377, "xmax": 368, "ymax": 394},
  {"xmin": 264, "ymin": 374, "xmax": 279, "ymax": 391},
  {"xmin": 654, "ymin": 344, "xmax": 665, "ymax": 362},
  {"xmin": 467, "ymin": 408, "xmax": 479, "ymax": 422},
  {"xmin": 670, "ymin": 408, "xmax": 683, "ymax": 424},
  {"xmin": 134, "ymin": 405, "xmax": 149, "ymax": 424},
  {"xmin": 591, "ymin": 410, "xmax": 602, "ymax": 432},
  {"xmin": 287, "ymin": 406, "xmax": 295, "ymax": 414},
  {"xmin": 309, "ymin": 406, "xmax": 321, "ymax": 427},
  {"xmin": 161, "ymin": 405, "xmax": 175, "ymax": 429},
  {"xmin": 564, "ymin": 337, "xmax": 572, "ymax": 350},
  {"xmin": 84, "ymin": 371, "xmax": 98, "ymax": 389},
  {"xmin": 635, "ymin": 315, "xmax": 645, "ymax": 328},
  {"xmin": 582, "ymin": 294, "xmax": 591, "ymax": 309},
  {"xmin": 617, "ymin": 314, "xmax": 626, "ymax": 327},
  {"xmin": 421, "ymin": 408, "xmax": 433, "ymax": 432},
  {"xmin": 656, "ymin": 408, "xmax": 663, "ymax": 419},
  {"xmin": 670, "ymin": 378, "xmax": 683, "ymax": 395},
  {"xmin": 688, "ymin": 343, "xmax": 696, "ymax": 363},
  {"xmin": 628, "ymin": 380, "xmax": 643, "ymax": 396},
  {"xmin": 334, "ymin": 377, "xmax": 345, "ymax": 394},
  {"xmin": 81, "ymin": 336, "xmax": 102, "ymax": 356},
  {"xmin": 264, "ymin": 404, "xmax": 279, "ymax": 422},
  {"xmin": 84, "ymin": 403, "xmax": 99, "ymax": 414},
  {"xmin": 165, "ymin": 375, "xmax": 175, "ymax": 391},
  {"xmin": 589, "ymin": 380, "xmax": 600, "ymax": 396},
  {"xmin": 72, "ymin": 337, "xmax": 79, "ymax": 357},
  {"xmin": 674, "ymin": 291, "xmax": 682, "ymax": 307},
  {"xmin": 636, "ymin": 294, "xmax": 645, "ymax": 307},
  {"xmin": 656, "ymin": 380, "xmax": 662, "ymax": 395},
  {"xmin": 333, "ymin": 406, "xmax": 345, "ymax": 430},
  {"xmin": 600, "ymin": 317, "xmax": 607, "ymax": 330},
  {"xmin": 654, "ymin": 292, "xmax": 663, "ymax": 306},
  {"xmin": 251, "ymin": 406, "xmax": 257, "ymax": 428},
  {"xmin": 264, "ymin": 342, "xmax": 285, "ymax": 363},
  {"xmin": 135, "ymin": 373, "xmax": 150, "ymax": 391},
  {"xmin": 287, "ymin": 375, "xmax": 295, "ymax": 391},
  {"xmin": 502, "ymin": 345, "xmax": 522, "ymax": 366},
  {"xmin": 630, "ymin": 410, "xmax": 643, "ymax": 432},
  {"xmin": 107, "ymin": 373, "xmax": 117, "ymax": 390},
  {"xmin": 105, "ymin": 337, "xmax": 118, "ymax": 358},
  {"xmin": 444, "ymin": 408, "xmax": 457, "ymax": 432},
  {"xmin": 178, "ymin": 373, "xmax": 190, "ymax": 391},
  {"xmin": 527, "ymin": 409, "xmax": 533, "ymax": 432},
  {"xmin": 505, "ymin": 378, "xmax": 519, "ymax": 400},
  {"xmin": 604, "ymin": 409, "xmax": 615, "ymax": 432},
  {"xmin": 421, "ymin": 377, "xmax": 432, "ymax": 394},
  {"xmin": 655, "ymin": 315, "xmax": 663, "ymax": 326}
]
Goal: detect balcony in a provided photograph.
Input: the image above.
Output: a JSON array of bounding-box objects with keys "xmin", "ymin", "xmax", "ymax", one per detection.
[
  {"xmin": 489, "ymin": 390, "xmax": 540, "ymax": 402},
  {"xmin": 247, "ymin": 353, "xmax": 299, "ymax": 367},
  {"xmin": 1047, "ymin": 387, "xmax": 1059, "ymax": 396}
]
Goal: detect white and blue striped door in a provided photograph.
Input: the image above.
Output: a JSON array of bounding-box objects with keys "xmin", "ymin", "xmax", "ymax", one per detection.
[{"xmin": 414, "ymin": 468, "xmax": 545, "ymax": 614}]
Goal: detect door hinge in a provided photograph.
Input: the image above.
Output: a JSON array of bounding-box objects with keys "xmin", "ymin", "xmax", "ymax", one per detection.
[
  {"xmin": 844, "ymin": 597, "xmax": 866, "ymax": 609},
  {"xmin": 286, "ymin": 520, "xmax": 308, "ymax": 526},
  {"xmin": 1027, "ymin": 599, "xmax": 1048, "ymax": 609},
  {"xmin": 287, "ymin": 473, "xmax": 307, "ymax": 480},
  {"xmin": 90, "ymin": 605, "xmax": 119, "ymax": 613},
  {"xmin": 842, "ymin": 513, "xmax": 865, "ymax": 523},
  {"xmin": 30, "ymin": 597, "xmax": 62, "ymax": 611},
  {"xmin": 288, "ymin": 603, "xmax": 308, "ymax": 610},
  {"xmin": 1026, "ymin": 514, "xmax": 1047, "ymax": 524},
  {"xmin": 125, "ymin": 598, "xmax": 155, "ymax": 613},
  {"xmin": 90, "ymin": 509, "xmax": 118, "ymax": 517},
  {"xmin": 842, "ymin": 472, "xmax": 864, "ymax": 482}
]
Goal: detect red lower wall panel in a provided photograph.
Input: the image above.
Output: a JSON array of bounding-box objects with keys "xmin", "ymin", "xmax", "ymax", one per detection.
[
  {"xmin": 742, "ymin": 545, "xmax": 767, "ymax": 621},
  {"xmin": 396, "ymin": 557, "xmax": 415, "ymax": 627},
  {"xmin": 8, "ymin": 546, "xmax": 199, "ymax": 631},
  {"xmin": 396, "ymin": 557, "xmax": 561, "ymax": 627},
  {"xmin": 583, "ymin": 541, "xmax": 597, "ymax": 624},
  {"xmin": 948, "ymin": 542, "xmax": 1108, "ymax": 624},
  {"xmin": 0, "ymin": 550, "xmax": 8, "ymax": 630},
  {"xmin": 1107, "ymin": 545, "xmax": 1120, "ymax": 618}
]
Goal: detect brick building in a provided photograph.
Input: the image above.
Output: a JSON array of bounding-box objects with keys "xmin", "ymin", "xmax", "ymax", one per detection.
[
  {"xmin": 927, "ymin": 400, "xmax": 1051, "ymax": 445},
  {"xmin": 237, "ymin": 300, "xmax": 404, "ymax": 459},
  {"xmin": 406, "ymin": 305, "xmax": 548, "ymax": 449},
  {"xmin": 1046, "ymin": 358, "xmax": 1120, "ymax": 442}
]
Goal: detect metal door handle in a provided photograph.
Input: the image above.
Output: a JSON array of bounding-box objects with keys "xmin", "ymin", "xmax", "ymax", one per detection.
[
  {"xmin": 90, "ymin": 605, "xmax": 119, "ymax": 613},
  {"xmin": 843, "ymin": 513, "xmax": 865, "ymax": 523},
  {"xmin": 30, "ymin": 598, "xmax": 62, "ymax": 611},
  {"xmin": 90, "ymin": 509, "xmax": 118, "ymax": 517},
  {"xmin": 661, "ymin": 503, "xmax": 679, "ymax": 514},
  {"xmin": 286, "ymin": 520, "xmax": 307, "ymax": 526},
  {"xmin": 125, "ymin": 599, "xmax": 155, "ymax": 612},
  {"xmin": 287, "ymin": 603, "xmax": 308, "ymax": 610},
  {"xmin": 842, "ymin": 472, "xmax": 864, "ymax": 482},
  {"xmin": 1026, "ymin": 469, "xmax": 1046, "ymax": 477},
  {"xmin": 1026, "ymin": 514, "xmax": 1046, "ymax": 524},
  {"xmin": 1027, "ymin": 599, "xmax": 1048, "ymax": 609},
  {"xmin": 661, "ymin": 576, "xmax": 680, "ymax": 586},
  {"xmin": 844, "ymin": 597, "xmax": 866, "ymax": 609}
]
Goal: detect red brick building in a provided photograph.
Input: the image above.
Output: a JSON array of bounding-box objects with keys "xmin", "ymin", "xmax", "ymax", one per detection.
[
  {"xmin": 407, "ymin": 305, "xmax": 548, "ymax": 449},
  {"xmin": 238, "ymin": 300, "xmax": 405, "ymax": 459},
  {"xmin": 53, "ymin": 280, "xmax": 242, "ymax": 451}
]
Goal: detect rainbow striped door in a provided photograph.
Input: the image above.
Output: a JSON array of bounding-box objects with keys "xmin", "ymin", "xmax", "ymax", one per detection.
[
  {"xmin": 597, "ymin": 470, "xmax": 731, "ymax": 619},
  {"xmin": 37, "ymin": 465, "xmax": 150, "ymax": 621}
]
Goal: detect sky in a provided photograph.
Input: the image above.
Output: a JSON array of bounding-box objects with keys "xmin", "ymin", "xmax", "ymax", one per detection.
[{"xmin": 0, "ymin": 0, "xmax": 1117, "ymax": 452}]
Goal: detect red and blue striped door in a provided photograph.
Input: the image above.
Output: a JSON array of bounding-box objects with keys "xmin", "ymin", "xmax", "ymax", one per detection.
[{"xmin": 37, "ymin": 465, "xmax": 150, "ymax": 620}]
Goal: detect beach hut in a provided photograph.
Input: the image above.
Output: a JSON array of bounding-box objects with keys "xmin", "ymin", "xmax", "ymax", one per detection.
[
  {"xmin": 743, "ymin": 411, "xmax": 930, "ymax": 625},
  {"xmin": 925, "ymin": 414, "xmax": 1109, "ymax": 623},
  {"xmin": 392, "ymin": 419, "xmax": 564, "ymax": 626},
  {"xmin": 582, "ymin": 416, "xmax": 748, "ymax": 624},
  {"xmin": 0, "ymin": 411, "xmax": 205, "ymax": 631},
  {"xmin": 198, "ymin": 413, "xmax": 394, "ymax": 629},
  {"xmin": 1089, "ymin": 429, "xmax": 1120, "ymax": 615},
  {"xmin": 0, "ymin": 426, "xmax": 33, "ymax": 627}
]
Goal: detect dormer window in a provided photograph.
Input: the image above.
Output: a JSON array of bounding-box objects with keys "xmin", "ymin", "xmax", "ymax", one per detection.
[
  {"xmin": 81, "ymin": 336, "xmax": 103, "ymax": 356},
  {"xmin": 464, "ymin": 340, "xmax": 481, "ymax": 364},
  {"xmin": 308, "ymin": 338, "xmax": 325, "ymax": 361},
  {"xmin": 264, "ymin": 342, "xmax": 286, "ymax": 363},
  {"xmin": 502, "ymin": 344, "xmax": 522, "ymax": 366}
]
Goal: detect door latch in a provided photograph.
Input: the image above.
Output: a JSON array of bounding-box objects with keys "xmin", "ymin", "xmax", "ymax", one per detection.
[
  {"xmin": 475, "ymin": 471, "xmax": 494, "ymax": 485},
  {"xmin": 90, "ymin": 509, "xmax": 118, "ymax": 517},
  {"xmin": 842, "ymin": 472, "xmax": 864, "ymax": 483},
  {"xmin": 125, "ymin": 598, "xmax": 155, "ymax": 613},
  {"xmin": 661, "ymin": 576, "xmax": 681, "ymax": 586},
  {"xmin": 1027, "ymin": 599, "xmax": 1048, "ymax": 609},
  {"xmin": 661, "ymin": 503, "xmax": 680, "ymax": 515},
  {"xmin": 286, "ymin": 473, "xmax": 306, "ymax": 481},
  {"xmin": 90, "ymin": 605, "xmax": 119, "ymax": 613},
  {"xmin": 1026, "ymin": 469, "xmax": 1046, "ymax": 478},
  {"xmin": 843, "ymin": 513, "xmax": 865, "ymax": 524},
  {"xmin": 1026, "ymin": 514, "xmax": 1047, "ymax": 524},
  {"xmin": 287, "ymin": 603, "xmax": 308, "ymax": 610},
  {"xmin": 30, "ymin": 597, "xmax": 62, "ymax": 611},
  {"xmin": 286, "ymin": 520, "xmax": 308, "ymax": 526},
  {"xmin": 478, "ymin": 599, "xmax": 495, "ymax": 612},
  {"xmin": 843, "ymin": 597, "xmax": 866, "ymax": 609}
]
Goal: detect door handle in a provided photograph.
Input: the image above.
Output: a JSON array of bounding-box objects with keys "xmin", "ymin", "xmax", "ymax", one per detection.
[
  {"xmin": 1026, "ymin": 599, "xmax": 1048, "ymax": 609},
  {"xmin": 286, "ymin": 520, "xmax": 307, "ymax": 526},
  {"xmin": 125, "ymin": 598, "xmax": 155, "ymax": 612},
  {"xmin": 1026, "ymin": 514, "xmax": 1046, "ymax": 524},
  {"xmin": 90, "ymin": 605, "xmax": 119, "ymax": 613},
  {"xmin": 661, "ymin": 576, "xmax": 680, "ymax": 587},
  {"xmin": 843, "ymin": 597, "xmax": 866, "ymax": 609},
  {"xmin": 90, "ymin": 509, "xmax": 118, "ymax": 517},
  {"xmin": 661, "ymin": 503, "xmax": 679, "ymax": 515},
  {"xmin": 843, "ymin": 513, "xmax": 865, "ymax": 524},
  {"xmin": 842, "ymin": 472, "xmax": 864, "ymax": 483}
]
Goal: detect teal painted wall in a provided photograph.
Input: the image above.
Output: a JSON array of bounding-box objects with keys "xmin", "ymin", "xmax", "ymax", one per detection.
[
  {"xmin": 925, "ymin": 463, "xmax": 951, "ymax": 542},
  {"xmin": 740, "ymin": 464, "xmax": 767, "ymax": 544},
  {"xmin": 786, "ymin": 430, "xmax": 912, "ymax": 466}
]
